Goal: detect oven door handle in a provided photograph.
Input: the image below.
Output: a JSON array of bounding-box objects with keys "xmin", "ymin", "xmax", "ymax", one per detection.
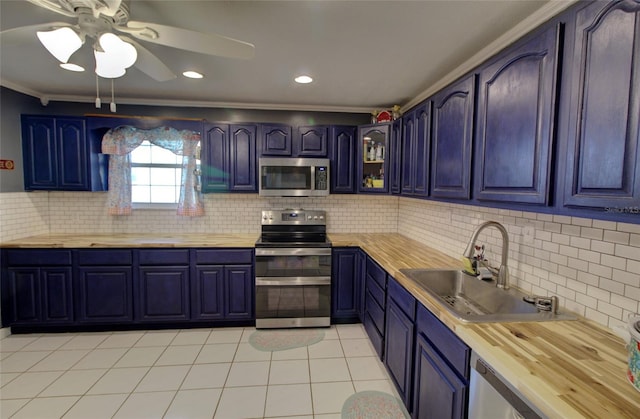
[
  {"xmin": 255, "ymin": 248, "xmax": 332, "ymax": 257},
  {"xmin": 256, "ymin": 276, "xmax": 331, "ymax": 286}
]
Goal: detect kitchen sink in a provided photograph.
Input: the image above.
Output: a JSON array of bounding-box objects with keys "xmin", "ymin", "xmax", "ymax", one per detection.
[{"xmin": 399, "ymin": 268, "xmax": 576, "ymax": 323}]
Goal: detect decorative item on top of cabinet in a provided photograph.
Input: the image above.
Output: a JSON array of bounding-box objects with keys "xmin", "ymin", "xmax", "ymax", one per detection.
[
  {"xmin": 401, "ymin": 101, "xmax": 431, "ymax": 197},
  {"xmin": 474, "ymin": 23, "xmax": 560, "ymax": 204},
  {"xmin": 329, "ymin": 126, "xmax": 357, "ymax": 193},
  {"xmin": 561, "ymin": 0, "xmax": 640, "ymax": 211},
  {"xmin": 358, "ymin": 123, "xmax": 390, "ymax": 193},
  {"xmin": 296, "ymin": 125, "xmax": 328, "ymax": 157},
  {"xmin": 260, "ymin": 124, "xmax": 293, "ymax": 156},
  {"xmin": 431, "ymin": 75, "xmax": 475, "ymax": 200},
  {"xmin": 22, "ymin": 115, "xmax": 107, "ymax": 191}
]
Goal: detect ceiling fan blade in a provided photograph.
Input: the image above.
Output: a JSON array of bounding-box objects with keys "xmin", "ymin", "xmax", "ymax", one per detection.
[
  {"xmin": 119, "ymin": 36, "xmax": 177, "ymax": 82},
  {"xmin": 123, "ymin": 21, "xmax": 255, "ymax": 60},
  {"xmin": 24, "ymin": 0, "xmax": 76, "ymax": 17},
  {"xmin": 0, "ymin": 22, "xmax": 73, "ymax": 46}
]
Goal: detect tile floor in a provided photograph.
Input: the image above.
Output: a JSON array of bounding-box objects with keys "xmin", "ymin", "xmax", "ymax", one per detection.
[{"xmin": 0, "ymin": 324, "xmax": 401, "ymax": 418}]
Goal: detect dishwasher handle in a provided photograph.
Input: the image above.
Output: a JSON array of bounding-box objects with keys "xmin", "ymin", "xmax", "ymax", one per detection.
[{"xmin": 473, "ymin": 354, "xmax": 545, "ymax": 419}]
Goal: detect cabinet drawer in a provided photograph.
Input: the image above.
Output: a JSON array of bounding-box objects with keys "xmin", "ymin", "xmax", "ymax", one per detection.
[
  {"xmin": 366, "ymin": 257, "xmax": 386, "ymax": 288},
  {"xmin": 388, "ymin": 277, "xmax": 416, "ymax": 320},
  {"xmin": 363, "ymin": 310, "xmax": 384, "ymax": 359},
  {"xmin": 6, "ymin": 249, "xmax": 72, "ymax": 266},
  {"xmin": 366, "ymin": 276, "xmax": 386, "ymax": 308},
  {"xmin": 77, "ymin": 250, "xmax": 132, "ymax": 265},
  {"xmin": 138, "ymin": 249, "xmax": 190, "ymax": 265},
  {"xmin": 366, "ymin": 291, "xmax": 385, "ymax": 334},
  {"xmin": 194, "ymin": 249, "xmax": 253, "ymax": 265},
  {"xmin": 417, "ymin": 304, "xmax": 470, "ymax": 379}
]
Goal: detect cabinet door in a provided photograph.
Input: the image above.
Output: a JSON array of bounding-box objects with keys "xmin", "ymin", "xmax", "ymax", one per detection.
[
  {"xmin": 401, "ymin": 114, "xmax": 415, "ymax": 194},
  {"xmin": 385, "ymin": 299, "xmax": 414, "ymax": 408},
  {"xmin": 76, "ymin": 267, "xmax": 133, "ymax": 323},
  {"xmin": 138, "ymin": 267, "xmax": 190, "ymax": 321},
  {"xmin": 202, "ymin": 123, "xmax": 229, "ymax": 192},
  {"xmin": 296, "ymin": 125, "xmax": 328, "ymax": 157},
  {"xmin": 229, "ymin": 124, "xmax": 257, "ymax": 191},
  {"xmin": 413, "ymin": 333, "xmax": 467, "ymax": 419},
  {"xmin": 475, "ymin": 24, "xmax": 560, "ymax": 204},
  {"xmin": 191, "ymin": 266, "xmax": 224, "ymax": 320},
  {"xmin": 41, "ymin": 267, "xmax": 73, "ymax": 322},
  {"xmin": 260, "ymin": 124, "xmax": 292, "ymax": 156},
  {"xmin": 7, "ymin": 268, "xmax": 41, "ymax": 324},
  {"xmin": 390, "ymin": 119, "xmax": 403, "ymax": 194},
  {"xmin": 22, "ymin": 116, "xmax": 57, "ymax": 190},
  {"xmin": 56, "ymin": 117, "xmax": 88, "ymax": 190},
  {"xmin": 330, "ymin": 126, "xmax": 357, "ymax": 193},
  {"xmin": 225, "ymin": 265, "xmax": 253, "ymax": 319},
  {"xmin": 431, "ymin": 76, "xmax": 475, "ymax": 199},
  {"xmin": 358, "ymin": 124, "xmax": 390, "ymax": 193},
  {"xmin": 413, "ymin": 103, "xmax": 431, "ymax": 196},
  {"xmin": 331, "ymin": 248, "xmax": 361, "ymax": 323},
  {"xmin": 563, "ymin": 0, "xmax": 640, "ymax": 209}
]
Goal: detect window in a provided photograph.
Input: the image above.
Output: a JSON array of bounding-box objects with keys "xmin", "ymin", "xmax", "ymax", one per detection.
[{"xmin": 130, "ymin": 140, "xmax": 201, "ymax": 205}]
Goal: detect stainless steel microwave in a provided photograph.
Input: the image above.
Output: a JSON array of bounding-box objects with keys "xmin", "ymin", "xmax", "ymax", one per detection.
[{"xmin": 259, "ymin": 157, "xmax": 330, "ymax": 196}]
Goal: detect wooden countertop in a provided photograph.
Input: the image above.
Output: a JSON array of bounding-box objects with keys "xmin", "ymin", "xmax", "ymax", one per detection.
[
  {"xmin": 0, "ymin": 233, "xmax": 259, "ymax": 248},
  {"xmin": 3, "ymin": 232, "xmax": 639, "ymax": 417}
]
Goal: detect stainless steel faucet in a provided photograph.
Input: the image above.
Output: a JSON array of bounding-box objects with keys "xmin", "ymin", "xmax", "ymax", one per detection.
[{"xmin": 463, "ymin": 221, "xmax": 510, "ymax": 289}]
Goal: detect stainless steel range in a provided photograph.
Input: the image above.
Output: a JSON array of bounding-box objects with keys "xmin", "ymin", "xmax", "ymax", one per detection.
[{"xmin": 255, "ymin": 209, "xmax": 331, "ymax": 328}]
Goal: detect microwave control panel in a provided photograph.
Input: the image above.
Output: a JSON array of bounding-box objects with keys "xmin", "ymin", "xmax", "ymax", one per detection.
[{"xmin": 315, "ymin": 167, "xmax": 328, "ymax": 190}]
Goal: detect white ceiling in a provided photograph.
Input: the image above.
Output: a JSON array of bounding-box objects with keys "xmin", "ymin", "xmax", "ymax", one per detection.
[{"xmin": 0, "ymin": 0, "xmax": 570, "ymax": 113}]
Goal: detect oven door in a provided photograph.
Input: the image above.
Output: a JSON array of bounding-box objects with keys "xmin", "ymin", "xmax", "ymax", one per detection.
[{"xmin": 255, "ymin": 247, "xmax": 331, "ymax": 328}]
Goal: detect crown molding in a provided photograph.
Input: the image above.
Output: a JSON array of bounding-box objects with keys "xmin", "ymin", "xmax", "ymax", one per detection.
[
  {"xmin": 401, "ymin": 0, "xmax": 579, "ymax": 113},
  {"xmin": 1, "ymin": 80, "xmax": 372, "ymax": 114}
]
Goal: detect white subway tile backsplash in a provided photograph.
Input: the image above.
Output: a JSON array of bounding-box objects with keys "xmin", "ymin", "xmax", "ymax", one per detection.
[
  {"xmin": 1, "ymin": 191, "xmax": 639, "ymax": 332},
  {"xmin": 396, "ymin": 198, "xmax": 639, "ymax": 331}
]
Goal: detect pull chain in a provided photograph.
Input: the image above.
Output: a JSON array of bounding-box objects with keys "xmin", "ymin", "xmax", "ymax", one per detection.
[{"xmin": 110, "ymin": 79, "xmax": 116, "ymax": 113}]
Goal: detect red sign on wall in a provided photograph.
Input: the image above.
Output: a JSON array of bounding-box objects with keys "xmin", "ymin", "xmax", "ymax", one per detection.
[{"xmin": 0, "ymin": 159, "xmax": 15, "ymax": 170}]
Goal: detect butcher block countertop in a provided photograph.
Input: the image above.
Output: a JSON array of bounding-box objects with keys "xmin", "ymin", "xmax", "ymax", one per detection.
[{"xmin": 3, "ymin": 232, "xmax": 639, "ymax": 417}]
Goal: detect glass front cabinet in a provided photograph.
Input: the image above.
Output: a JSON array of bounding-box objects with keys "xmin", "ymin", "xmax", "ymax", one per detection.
[{"xmin": 358, "ymin": 123, "xmax": 390, "ymax": 193}]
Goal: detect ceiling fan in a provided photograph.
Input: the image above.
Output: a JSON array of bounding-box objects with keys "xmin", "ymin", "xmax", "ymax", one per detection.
[{"xmin": 1, "ymin": 0, "xmax": 255, "ymax": 81}]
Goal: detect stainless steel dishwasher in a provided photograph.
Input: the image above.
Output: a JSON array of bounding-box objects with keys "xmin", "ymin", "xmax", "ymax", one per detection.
[{"xmin": 469, "ymin": 352, "xmax": 547, "ymax": 419}]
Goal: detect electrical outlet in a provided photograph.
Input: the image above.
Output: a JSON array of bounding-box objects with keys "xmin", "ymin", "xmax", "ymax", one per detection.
[{"xmin": 523, "ymin": 225, "xmax": 535, "ymax": 244}]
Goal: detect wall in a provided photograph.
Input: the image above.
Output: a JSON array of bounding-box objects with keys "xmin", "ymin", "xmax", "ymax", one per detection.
[{"xmin": 397, "ymin": 197, "xmax": 640, "ymax": 332}]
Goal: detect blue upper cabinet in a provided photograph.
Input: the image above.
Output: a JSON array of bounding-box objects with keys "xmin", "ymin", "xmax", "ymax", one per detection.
[
  {"xmin": 401, "ymin": 102, "xmax": 431, "ymax": 197},
  {"xmin": 561, "ymin": 0, "xmax": 640, "ymax": 210},
  {"xmin": 202, "ymin": 123, "xmax": 257, "ymax": 192},
  {"xmin": 431, "ymin": 76, "xmax": 475, "ymax": 200},
  {"xmin": 22, "ymin": 116, "xmax": 106, "ymax": 191},
  {"xmin": 296, "ymin": 125, "xmax": 329, "ymax": 157},
  {"xmin": 474, "ymin": 24, "xmax": 560, "ymax": 204},
  {"xmin": 390, "ymin": 119, "xmax": 403, "ymax": 195},
  {"xmin": 330, "ymin": 126, "xmax": 357, "ymax": 193},
  {"xmin": 260, "ymin": 124, "xmax": 292, "ymax": 156},
  {"xmin": 358, "ymin": 123, "xmax": 390, "ymax": 193}
]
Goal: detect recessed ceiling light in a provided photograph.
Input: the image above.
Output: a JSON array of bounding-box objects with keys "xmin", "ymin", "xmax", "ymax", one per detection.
[
  {"xmin": 183, "ymin": 71, "xmax": 204, "ymax": 79},
  {"xmin": 295, "ymin": 75, "xmax": 313, "ymax": 84},
  {"xmin": 60, "ymin": 63, "xmax": 85, "ymax": 72}
]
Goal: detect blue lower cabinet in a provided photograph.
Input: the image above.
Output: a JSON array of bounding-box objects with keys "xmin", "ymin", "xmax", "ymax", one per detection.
[
  {"xmin": 192, "ymin": 266, "xmax": 224, "ymax": 320},
  {"xmin": 331, "ymin": 248, "xmax": 363, "ymax": 323},
  {"xmin": 77, "ymin": 266, "xmax": 133, "ymax": 323},
  {"xmin": 138, "ymin": 266, "xmax": 190, "ymax": 321},
  {"xmin": 412, "ymin": 305, "xmax": 470, "ymax": 419},
  {"xmin": 384, "ymin": 277, "xmax": 416, "ymax": 409},
  {"xmin": 363, "ymin": 256, "xmax": 387, "ymax": 359},
  {"xmin": 225, "ymin": 266, "xmax": 254, "ymax": 319},
  {"xmin": 76, "ymin": 249, "xmax": 133, "ymax": 323},
  {"xmin": 412, "ymin": 333, "xmax": 467, "ymax": 419}
]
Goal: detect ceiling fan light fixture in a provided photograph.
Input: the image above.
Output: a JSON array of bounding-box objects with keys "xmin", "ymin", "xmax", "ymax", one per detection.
[
  {"xmin": 37, "ymin": 27, "xmax": 83, "ymax": 63},
  {"xmin": 294, "ymin": 75, "xmax": 313, "ymax": 84},
  {"xmin": 60, "ymin": 63, "xmax": 85, "ymax": 72},
  {"xmin": 98, "ymin": 33, "xmax": 137, "ymax": 69},
  {"xmin": 94, "ymin": 49, "xmax": 126, "ymax": 78},
  {"xmin": 182, "ymin": 71, "xmax": 203, "ymax": 79}
]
